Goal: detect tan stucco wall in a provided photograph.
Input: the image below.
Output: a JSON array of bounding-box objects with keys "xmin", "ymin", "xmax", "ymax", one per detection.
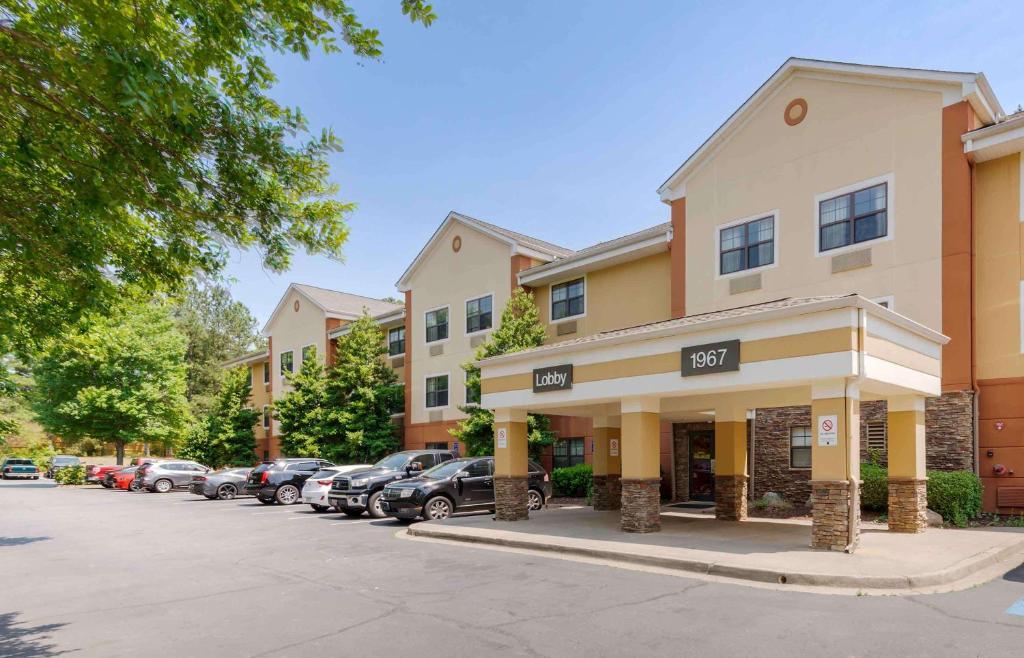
[
  {"xmin": 975, "ymin": 152, "xmax": 1024, "ymax": 379},
  {"xmin": 406, "ymin": 223, "xmax": 512, "ymax": 424},
  {"xmin": 266, "ymin": 289, "xmax": 330, "ymax": 435},
  {"xmin": 535, "ymin": 252, "xmax": 672, "ymax": 340},
  {"xmin": 248, "ymin": 361, "xmax": 272, "ymax": 442},
  {"xmin": 683, "ymin": 75, "xmax": 944, "ymax": 332}
]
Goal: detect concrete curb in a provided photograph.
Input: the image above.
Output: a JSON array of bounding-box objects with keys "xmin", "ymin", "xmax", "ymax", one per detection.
[{"xmin": 406, "ymin": 524, "xmax": 1024, "ymax": 591}]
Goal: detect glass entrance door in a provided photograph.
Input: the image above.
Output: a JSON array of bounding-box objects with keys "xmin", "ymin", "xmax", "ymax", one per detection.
[{"xmin": 689, "ymin": 430, "xmax": 715, "ymax": 501}]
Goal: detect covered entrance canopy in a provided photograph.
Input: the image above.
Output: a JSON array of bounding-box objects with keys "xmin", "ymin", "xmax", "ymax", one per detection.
[{"xmin": 478, "ymin": 295, "xmax": 948, "ymax": 552}]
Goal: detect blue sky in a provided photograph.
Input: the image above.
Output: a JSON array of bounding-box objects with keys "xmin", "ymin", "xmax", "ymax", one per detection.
[{"xmin": 225, "ymin": 0, "xmax": 1024, "ymax": 327}]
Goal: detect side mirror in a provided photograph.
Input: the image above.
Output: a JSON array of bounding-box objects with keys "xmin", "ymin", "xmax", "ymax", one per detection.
[{"xmin": 407, "ymin": 462, "xmax": 423, "ymax": 473}]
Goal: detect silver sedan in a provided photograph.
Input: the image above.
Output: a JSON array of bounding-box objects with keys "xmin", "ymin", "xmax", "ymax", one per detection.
[{"xmin": 188, "ymin": 468, "xmax": 253, "ymax": 500}]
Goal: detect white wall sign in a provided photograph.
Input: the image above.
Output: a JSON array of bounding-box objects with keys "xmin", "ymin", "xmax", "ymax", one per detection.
[
  {"xmin": 609, "ymin": 438, "xmax": 620, "ymax": 457},
  {"xmin": 496, "ymin": 427, "xmax": 508, "ymax": 449},
  {"xmin": 817, "ymin": 415, "xmax": 838, "ymax": 447}
]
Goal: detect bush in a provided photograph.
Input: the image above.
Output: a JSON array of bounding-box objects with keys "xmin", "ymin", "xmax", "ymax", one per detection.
[
  {"xmin": 54, "ymin": 464, "xmax": 85, "ymax": 485},
  {"xmin": 860, "ymin": 462, "xmax": 888, "ymax": 511},
  {"xmin": 552, "ymin": 464, "xmax": 592, "ymax": 498},
  {"xmin": 927, "ymin": 470, "xmax": 982, "ymax": 528}
]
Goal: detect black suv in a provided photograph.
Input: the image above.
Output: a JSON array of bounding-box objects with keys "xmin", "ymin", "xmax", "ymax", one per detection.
[
  {"xmin": 381, "ymin": 456, "xmax": 551, "ymax": 521},
  {"xmin": 245, "ymin": 458, "xmax": 335, "ymax": 505},
  {"xmin": 328, "ymin": 450, "xmax": 455, "ymax": 518}
]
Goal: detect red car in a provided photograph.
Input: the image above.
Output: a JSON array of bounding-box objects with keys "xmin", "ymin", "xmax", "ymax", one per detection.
[
  {"xmin": 113, "ymin": 466, "xmax": 142, "ymax": 491},
  {"xmin": 87, "ymin": 465, "xmax": 122, "ymax": 487}
]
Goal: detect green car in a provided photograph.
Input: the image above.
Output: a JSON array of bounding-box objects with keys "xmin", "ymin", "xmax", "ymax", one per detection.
[{"xmin": 1, "ymin": 458, "xmax": 40, "ymax": 480}]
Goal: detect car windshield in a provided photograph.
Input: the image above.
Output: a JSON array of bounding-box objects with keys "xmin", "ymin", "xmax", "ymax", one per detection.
[
  {"xmin": 421, "ymin": 459, "xmax": 472, "ymax": 480},
  {"xmin": 372, "ymin": 453, "xmax": 411, "ymax": 470},
  {"xmin": 53, "ymin": 457, "xmax": 78, "ymax": 465}
]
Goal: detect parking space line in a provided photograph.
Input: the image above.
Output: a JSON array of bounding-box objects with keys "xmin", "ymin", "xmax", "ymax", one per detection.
[
  {"xmin": 1007, "ymin": 597, "xmax": 1024, "ymax": 616},
  {"xmin": 330, "ymin": 520, "xmax": 375, "ymax": 525}
]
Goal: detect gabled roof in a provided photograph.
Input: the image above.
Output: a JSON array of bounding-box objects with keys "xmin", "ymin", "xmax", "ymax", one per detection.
[
  {"xmin": 963, "ymin": 111, "xmax": 1024, "ymax": 163},
  {"xmin": 262, "ymin": 283, "xmax": 403, "ymax": 335},
  {"xmin": 221, "ymin": 348, "xmax": 270, "ymax": 369},
  {"xmin": 327, "ymin": 307, "xmax": 406, "ymax": 339},
  {"xmin": 657, "ymin": 58, "xmax": 1005, "ymax": 202},
  {"xmin": 396, "ymin": 211, "xmax": 574, "ymax": 292}
]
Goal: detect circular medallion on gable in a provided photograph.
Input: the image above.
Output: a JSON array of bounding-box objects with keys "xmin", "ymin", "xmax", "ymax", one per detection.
[
  {"xmin": 784, "ymin": 98, "xmax": 808, "ymax": 126},
  {"xmin": 293, "ymin": 300, "xmax": 300, "ymax": 312},
  {"xmin": 452, "ymin": 235, "xmax": 462, "ymax": 253}
]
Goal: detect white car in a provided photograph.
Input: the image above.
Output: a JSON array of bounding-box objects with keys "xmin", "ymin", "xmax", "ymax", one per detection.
[{"xmin": 302, "ymin": 464, "xmax": 372, "ymax": 511}]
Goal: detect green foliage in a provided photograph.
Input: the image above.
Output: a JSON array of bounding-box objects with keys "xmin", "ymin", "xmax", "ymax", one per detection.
[
  {"xmin": 927, "ymin": 470, "xmax": 982, "ymax": 528},
  {"xmin": 171, "ymin": 281, "xmax": 262, "ymax": 416},
  {"xmin": 274, "ymin": 351, "xmax": 329, "ymax": 459},
  {"xmin": 859, "ymin": 462, "xmax": 889, "ymax": 511},
  {"xmin": 177, "ymin": 418, "xmax": 217, "ymax": 468},
  {"xmin": 0, "ymin": 354, "xmax": 45, "ymax": 443},
  {"xmin": 53, "ymin": 464, "xmax": 85, "ymax": 485},
  {"xmin": 551, "ymin": 464, "xmax": 593, "ymax": 498},
  {"xmin": 452, "ymin": 289, "xmax": 554, "ymax": 457},
  {"xmin": 31, "ymin": 302, "xmax": 191, "ymax": 464},
  {"xmin": 0, "ymin": 437, "xmax": 56, "ymax": 465},
  {"xmin": 0, "ymin": 1, "xmax": 436, "ymax": 355},
  {"xmin": 180, "ymin": 368, "xmax": 259, "ymax": 467}
]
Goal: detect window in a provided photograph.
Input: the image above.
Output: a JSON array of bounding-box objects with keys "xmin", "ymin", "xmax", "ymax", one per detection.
[
  {"xmin": 719, "ymin": 216, "xmax": 774, "ymax": 275},
  {"xmin": 553, "ymin": 437, "xmax": 585, "ymax": 469},
  {"xmin": 866, "ymin": 421, "xmax": 887, "ymax": 452},
  {"xmin": 425, "ymin": 375, "xmax": 449, "ymax": 408},
  {"xmin": 425, "ymin": 307, "xmax": 449, "ymax": 343},
  {"xmin": 465, "ymin": 369, "xmax": 480, "ymax": 406},
  {"xmin": 247, "ymin": 367, "xmax": 253, "ymax": 386},
  {"xmin": 262, "ymin": 405, "xmax": 270, "ymax": 429},
  {"xmin": 464, "ymin": 459, "xmax": 492, "ymax": 477},
  {"xmin": 412, "ymin": 453, "xmax": 437, "ymax": 469},
  {"xmin": 551, "ymin": 278, "xmax": 585, "ymax": 321},
  {"xmin": 790, "ymin": 426, "xmax": 811, "ymax": 469},
  {"xmin": 390, "ymin": 385, "xmax": 405, "ymax": 415},
  {"xmin": 388, "ymin": 327, "xmax": 406, "ymax": 356},
  {"xmin": 425, "ymin": 442, "xmax": 449, "ymax": 451},
  {"xmin": 280, "ymin": 350, "xmax": 294, "ymax": 376},
  {"xmin": 466, "ymin": 295, "xmax": 493, "ymax": 334},
  {"xmin": 263, "ymin": 362, "xmax": 270, "ymax": 384},
  {"xmin": 301, "ymin": 344, "xmax": 316, "ymax": 363},
  {"xmin": 819, "ymin": 182, "xmax": 888, "ymax": 252}
]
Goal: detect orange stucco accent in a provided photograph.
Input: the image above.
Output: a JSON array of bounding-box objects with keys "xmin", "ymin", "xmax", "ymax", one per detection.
[
  {"xmin": 978, "ymin": 377, "xmax": 1024, "ymax": 512},
  {"xmin": 941, "ymin": 102, "xmax": 973, "ymax": 392},
  {"xmin": 325, "ymin": 318, "xmax": 343, "ymax": 367},
  {"xmin": 670, "ymin": 197, "xmax": 686, "ymax": 318},
  {"xmin": 403, "ymin": 419, "xmax": 460, "ymax": 451},
  {"xmin": 510, "ymin": 254, "xmax": 534, "ymax": 293}
]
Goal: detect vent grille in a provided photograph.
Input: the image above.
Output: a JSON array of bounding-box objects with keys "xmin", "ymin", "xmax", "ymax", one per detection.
[{"xmin": 866, "ymin": 421, "xmax": 887, "ymax": 452}]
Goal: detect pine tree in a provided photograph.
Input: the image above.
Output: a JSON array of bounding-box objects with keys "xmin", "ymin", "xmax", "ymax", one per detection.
[
  {"xmin": 274, "ymin": 349, "xmax": 329, "ymax": 458},
  {"xmin": 452, "ymin": 288, "xmax": 554, "ymax": 458},
  {"xmin": 205, "ymin": 367, "xmax": 260, "ymax": 466}
]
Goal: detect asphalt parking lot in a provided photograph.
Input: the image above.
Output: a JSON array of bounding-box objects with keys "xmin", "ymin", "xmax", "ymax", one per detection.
[{"xmin": 3, "ymin": 480, "xmax": 1024, "ymax": 657}]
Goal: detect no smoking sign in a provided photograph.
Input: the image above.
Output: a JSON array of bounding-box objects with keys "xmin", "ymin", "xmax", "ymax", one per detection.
[{"xmin": 817, "ymin": 415, "xmax": 838, "ymax": 447}]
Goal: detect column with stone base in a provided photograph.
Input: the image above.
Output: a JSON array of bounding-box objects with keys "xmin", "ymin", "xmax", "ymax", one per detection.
[
  {"xmin": 887, "ymin": 396, "xmax": 928, "ymax": 533},
  {"xmin": 620, "ymin": 397, "xmax": 661, "ymax": 533},
  {"xmin": 592, "ymin": 416, "xmax": 622, "ymax": 511},
  {"xmin": 714, "ymin": 406, "xmax": 748, "ymax": 521},
  {"xmin": 810, "ymin": 381, "xmax": 861, "ymax": 551},
  {"xmin": 493, "ymin": 408, "xmax": 530, "ymax": 521}
]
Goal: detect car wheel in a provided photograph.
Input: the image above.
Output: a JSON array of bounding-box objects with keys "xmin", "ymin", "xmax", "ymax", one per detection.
[
  {"xmin": 367, "ymin": 491, "xmax": 386, "ymax": 518},
  {"xmin": 217, "ymin": 484, "xmax": 238, "ymax": 500},
  {"xmin": 275, "ymin": 484, "xmax": 300, "ymax": 505},
  {"xmin": 424, "ymin": 496, "xmax": 453, "ymax": 520},
  {"xmin": 343, "ymin": 509, "xmax": 363, "ymax": 518},
  {"xmin": 257, "ymin": 497, "xmax": 275, "ymax": 505},
  {"xmin": 129, "ymin": 480, "xmax": 141, "ymax": 492},
  {"xmin": 154, "ymin": 479, "xmax": 173, "ymax": 494},
  {"xmin": 527, "ymin": 489, "xmax": 544, "ymax": 511},
  {"xmin": 311, "ymin": 504, "xmax": 330, "ymax": 512}
]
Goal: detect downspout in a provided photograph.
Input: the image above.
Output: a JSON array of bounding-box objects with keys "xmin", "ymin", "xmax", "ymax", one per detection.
[{"xmin": 846, "ymin": 307, "xmax": 867, "ymax": 553}]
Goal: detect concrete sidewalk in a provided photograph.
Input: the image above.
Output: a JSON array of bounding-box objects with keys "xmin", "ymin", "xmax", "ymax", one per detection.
[{"xmin": 406, "ymin": 507, "xmax": 1024, "ymax": 594}]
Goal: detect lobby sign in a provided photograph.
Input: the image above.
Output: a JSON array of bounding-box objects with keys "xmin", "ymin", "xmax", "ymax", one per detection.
[
  {"xmin": 680, "ymin": 339, "xmax": 740, "ymax": 376},
  {"xmin": 817, "ymin": 415, "xmax": 838, "ymax": 447},
  {"xmin": 533, "ymin": 364, "xmax": 573, "ymax": 392}
]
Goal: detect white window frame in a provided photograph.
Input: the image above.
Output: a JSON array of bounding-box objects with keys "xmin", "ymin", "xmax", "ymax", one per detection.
[
  {"xmin": 424, "ymin": 372, "xmax": 450, "ymax": 410},
  {"xmin": 714, "ymin": 210, "xmax": 780, "ymax": 279},
  {"xmin": 789, "ymin": 426, "xmax": 812, "ymax": 470},
  {"xmin": 387, "ymin": 326, "xmax": 406, "ymax": 358},
  {"xmin": 279, "ymin": 350, "xmax": 294, "ymax": 379},
  {"xmin": 814, "ymin": 173, "xmax": 895, "ymax": 257},
  {"xmin": 423, "ymin": 304, "xmax": 451, "ymax": 345},
  {"xmin": 300, "ymin": 343, "xmax": 316, "ymax": 364},
  {"xmin": 549, "ymin": 275, "xmax": 587, "ymax": 324},
  {"xmin": 464, "ymin": 292, "xmax": 495, "ymax": 337},
  {"xmin": 262, "ymin": 405, "xmax": 271, "ymax": 430},
  {"xmin": 870, "ymin": 295, "xmax": 895, "ymax": 311}
]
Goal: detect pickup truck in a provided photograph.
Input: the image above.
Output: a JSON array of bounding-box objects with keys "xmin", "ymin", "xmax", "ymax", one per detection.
[
  {"xmin": 87, "ymin": 465, "xmax": 123, "ymax": 486},
  {"xmin": 1, "ymin": 458, "xmax": 40, "ymax": 480},
  {"xmin": 328, "ymin": 450, "xmax": 456, "ymax": 518}
]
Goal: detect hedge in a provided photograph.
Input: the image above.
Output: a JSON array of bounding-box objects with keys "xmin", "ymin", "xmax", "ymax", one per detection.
[
  {"xmin": 551, "ymin": 464, "xmax": 592, "ymax": 498},
  {"xmin": 54, "ymin": 464, "xmax": 85, "ymax": 485},
  {"xmin": 858, "ymin": 463, "xmax": 982, "ymax": 527}
]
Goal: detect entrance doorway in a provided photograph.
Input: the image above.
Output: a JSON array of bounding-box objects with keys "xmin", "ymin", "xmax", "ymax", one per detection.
[{"xmin": 689, "ymin": 429, "xmax": 715, "ymax": 501}]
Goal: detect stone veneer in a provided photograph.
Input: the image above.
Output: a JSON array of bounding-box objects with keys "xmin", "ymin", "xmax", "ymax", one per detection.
[
  {"xmin": 888, "ymin": 478, "xmax": 928, "ymax": 533},
  {"xmin": 924, "ymin": 390, "xmax": 975, "ymax": 471},
  {"xmin": 620, "ymin": 478, "xmax": 661, "ymax": 532},
  {"xmin": 715, "ymin": 474, "xmax": 748, "ymax": 521},
  {"xmin": 592, "ymin": 474, "xmax": 621, "ymax": 511},
  {"xmin": 752, "ymin": 407, "xmax": 813, "ymax": 504},
  {"xmin": 494, "ymin": 476, "xmax": 529, "ymax": 521},
  {"xmin": 810, "ymin": 480, "xmax": 860, "ymax": 551}
]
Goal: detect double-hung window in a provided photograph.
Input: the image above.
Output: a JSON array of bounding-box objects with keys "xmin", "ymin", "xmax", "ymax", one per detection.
[
  {"xmin": 280, "ymin": 350, "xmax": 294, "ymax": 377},
  {"xmin": 466, "ymin": 295, "xmax": 493, "ymax": 334},
  {"xmin": 551, "ymin": 278, "xmax": 584, "ymax": 321},
  {"xmin": 790, "ymin": 426, "xmax": 811, "ymax": 469},
  {"xmin": 425, "ymin": 308, "xmax": 448, "ymax": 343},
  {"xmin": 388, "ymin": 327, "xmax": 406, "ymax": 356},
  {"xmin": 719, "ymin": 216, "xmax": 774, "ymax": 275},
  {"xmin": 301, "ymin": 344, "xmax": 316, "ymax": 363},
  {"xmin": 425, "ymin": 375, "xmax": 449, "ymax": 408},
  {"xmin": 819, "ymin": 182, "xmax": 888, "ymax": 251}
]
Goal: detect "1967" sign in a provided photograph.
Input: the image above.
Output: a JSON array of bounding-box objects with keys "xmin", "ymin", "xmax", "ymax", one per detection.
[{"xmin": 680, "ymin": 340, "xmax": 740, "ymax": 377}]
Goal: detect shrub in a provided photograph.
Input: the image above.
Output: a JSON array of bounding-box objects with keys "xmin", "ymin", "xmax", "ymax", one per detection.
[
  {"xmin": 552, "ymin": 464, "xmax": 592, "ymax": 498},
  {"xmin": 860, "ymin": 462, "xmax": 888, "ymax": 511},
  {"xmin": 54, "ymin": 464, "xmax": 85, "ymax": 485},
  {"xmin": 926, "ymin": 470, "xmax": 982, "ymax": 528}
]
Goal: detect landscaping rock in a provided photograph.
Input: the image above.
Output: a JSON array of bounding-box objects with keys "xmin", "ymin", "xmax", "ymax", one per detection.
[{"xmin": 926, "ymin": 509, "xmax": 944, "ymax": 527}]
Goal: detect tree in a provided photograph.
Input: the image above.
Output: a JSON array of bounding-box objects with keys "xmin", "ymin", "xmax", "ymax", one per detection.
[
  {"xmin": 32, "ymin": 302, "xmax": 191, "ymax": 464},
  {"xmin": 325, "ymin": 314, "xmax": 402, "ymax": 463},
  {"xmin": 274, "ymin": 349, "xmax": 330, "ymax": 458},
  {"xmin": 0, "ymin": 1, "xmax": 436, "ymax": 354},
  {"xmin": 171, "ymin": 281, "xmax": 262, "ymax": 416},
  {"xmin": 451, "ymin": 289, "xmax": 555, "ymax": 458},
  {"xmin": 179, "ymin": 367, "xmax": 259, "ymax": 466}
]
